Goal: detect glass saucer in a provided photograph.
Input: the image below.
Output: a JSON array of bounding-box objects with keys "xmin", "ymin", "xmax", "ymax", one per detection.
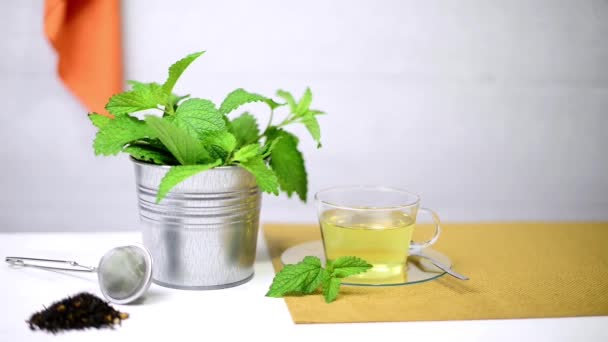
[{"xmin": 280, "ymin": 240, "xmax": 450, "ymax": 286}]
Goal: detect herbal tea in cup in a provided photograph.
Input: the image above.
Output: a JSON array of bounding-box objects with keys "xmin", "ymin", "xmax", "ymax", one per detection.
[{"xmin": 316, "ymin": 186, "xmax": 441, "ymax": 285}]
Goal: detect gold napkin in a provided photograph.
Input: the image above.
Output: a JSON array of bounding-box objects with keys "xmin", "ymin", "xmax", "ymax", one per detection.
[{"xmin": 264, "ymin": 223, "xmax": 608, "ymax": 323}]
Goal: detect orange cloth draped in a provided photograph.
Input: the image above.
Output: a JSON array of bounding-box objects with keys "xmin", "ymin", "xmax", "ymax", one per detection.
[{"xmin": 44, "ymin": 0, "xmax": 123, "ymax": 116}]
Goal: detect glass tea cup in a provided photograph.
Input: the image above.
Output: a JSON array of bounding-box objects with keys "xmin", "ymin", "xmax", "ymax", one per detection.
[{"xmin": 315, "ymin": 186, "xmax": 441, "ymax": 285}]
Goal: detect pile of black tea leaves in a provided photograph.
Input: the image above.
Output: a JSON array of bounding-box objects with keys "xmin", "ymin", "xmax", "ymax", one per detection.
[{"xmin": 27, "ymin": 292, "xmax": 129, "ymax": 333}]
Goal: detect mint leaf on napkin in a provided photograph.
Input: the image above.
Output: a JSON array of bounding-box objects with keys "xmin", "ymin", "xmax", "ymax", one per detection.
[
  {"xmin": 327, "ymin": 256, "xmax": 373, "ymax": 279},
  {"xmin": 322, "ymin": 277, "xmax": 341, "ymax": 303},
  {"xmin": 266, "ymin": 256, "xmax": 372, "ymax": 303},
  {"xmin": 266, "ymin": 256, "xmax": 325, "ymax": 297}
]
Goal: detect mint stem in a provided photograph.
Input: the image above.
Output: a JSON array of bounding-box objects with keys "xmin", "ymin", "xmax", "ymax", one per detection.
[
  {"xmin": 277, "ymin": 116, "xmax": 298, "ymax": 128},
  {"xmin": 166, "ymin": 104, "xmax": 176, "ymax": 116},
  {"xmin": 262, "ymin": 109, "xmax": 275, "ymax": 135}
]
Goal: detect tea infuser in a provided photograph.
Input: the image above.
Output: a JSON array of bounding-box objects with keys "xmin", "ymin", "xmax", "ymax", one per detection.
[{"xmin": 5, "ymin": 244, "xmax": 153, "ymax": 304}]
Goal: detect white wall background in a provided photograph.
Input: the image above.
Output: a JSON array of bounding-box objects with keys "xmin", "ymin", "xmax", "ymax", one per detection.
[{"xmin": 0, "ymin": 0, "xmax": 607, "ymax": 232}]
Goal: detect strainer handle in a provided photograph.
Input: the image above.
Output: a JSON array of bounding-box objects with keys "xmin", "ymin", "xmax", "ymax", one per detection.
[{"xmin": 5, "ymin": 256, "xmax": 97, "ymax": 273}]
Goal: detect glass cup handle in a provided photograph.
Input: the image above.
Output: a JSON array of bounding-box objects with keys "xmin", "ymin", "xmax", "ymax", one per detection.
[{"xmin": 409, "ymin": 207, "xmax": 441, "ymax": 252}]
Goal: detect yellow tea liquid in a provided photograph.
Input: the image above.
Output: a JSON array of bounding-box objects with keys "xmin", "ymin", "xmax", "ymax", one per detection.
[{"xmin": 320, "ymin": 209, "xmax": 415, "ymax": 285}]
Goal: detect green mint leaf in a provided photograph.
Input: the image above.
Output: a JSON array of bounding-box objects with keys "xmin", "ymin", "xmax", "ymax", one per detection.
[
  {"xmin": 325, "ymin": 259, "xmax": 334, "ymax": 275},
  {"xmin": 174, "ymin": 98, "xmax": 225, "ymax": 139},
  {"xmin": 239, "ymin": 156, "xmax": 279, "ymax": 195},
  {"xmin": 276, "ymin": 90, "xmax": 296, "ymax": 113},
  {"xmin": 267, "ymin": 129, "xmax": 307, "ymax": 201},
  {"xmin": 202, "ymin": 131, "xmax": 237, "ymax": 152},
  {"xmin": 265, "ymin": 255, "xmax": 369, "ymax": 303},
  {"xmin": 124, "ymin": 142, "xmax": 178, "ymax": 165},
  {"xmin": 261, "ymin": 134, "xmax": 283, "ymax": 159},
  {"xmin": 163, "ymin": 51, "xmax": 205, "ymax": 94},
  {"xmin": 202, "ymin": 131, "xmax": 237, "ymax": 161},
  {"xmin": 127, "ymin": 81, "xmax": 190, "ymax": 114},
  {"xmin": 266, "ymin": 256, "xmax": 324, "ymax": 297},
  {"xmin": 144, "ymin": 115, "xmax": 209, "ymax": 165},
  {"xmin": 322, "ymin": 276, "xmax": 341, "ymax": 303},
  {"xmin": 93, "ymin": 116, "xmax": 155, "ymax": 155},
  {"xmin": 156, "ymin": 160, "xmax": 221, "ymax": 203},
  {"xmin": 301, "ymin": 113, "xmax": 321, "ymax": 148},
  {"xmin": 88, "ymin": 113, "xmax": 112, "ymax": 129},
  {"xmin": 219, "ymin": 88, "xmax": 280, "ymax": 115},
  {"xmin": 308, "ymin": 109, "xmax": 326, "ymax": 116},
  {"xmin": 106, "ymin": 83, "xmax": 167, "ymax": 115},
  {"xmin": 329, "ymin": 256, "xmax": 373, "ymax": 278},
  {"xmin": 229, "ymin": 112, "xmax": 260, "ymax": 147},
  {"xmin": 233, "ymin": 143, "xmax": 261, "ymax": 163},
  {"xmin": 126, "ymin": 80, "xmax": 146, "ymax": 89},
  {"xmin": 298, "ymin": 264, "xmax": 327, "ymax": 294},
  {"xmin": 205, "ymin": 145, "xmax": 228, "ymax": 162},
  {"xmin": 127, "ymin": 80, "xmax": 160, "ymax": 91},
  {"xmin": 296, "ymin": 87, "xmax": 312, "ymax": 115}
]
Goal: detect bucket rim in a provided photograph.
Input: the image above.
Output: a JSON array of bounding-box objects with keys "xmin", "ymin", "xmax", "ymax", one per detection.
[{"xmin": 130, "ymin": 157, "xmax": 243, "ymax": 171}]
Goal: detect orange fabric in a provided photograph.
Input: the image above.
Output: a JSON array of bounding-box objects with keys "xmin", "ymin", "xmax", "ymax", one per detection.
[{"xmin": 44, "ymin": 0, "xmax": 123, "ymax": 116}]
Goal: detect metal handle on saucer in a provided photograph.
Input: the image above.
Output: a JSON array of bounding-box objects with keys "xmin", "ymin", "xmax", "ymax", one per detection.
[
  {"xmin": 408, "ymin": 250, "xmax": 469, "ymax": 280},
  {"xmin": 407, "ymin": 208, "xmax": 469, "ymax": 280}
]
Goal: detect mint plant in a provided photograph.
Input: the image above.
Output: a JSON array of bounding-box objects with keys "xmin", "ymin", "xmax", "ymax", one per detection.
[{"xmin": 89, "ymin": 51, "xmax": 324, "ymax": 203}]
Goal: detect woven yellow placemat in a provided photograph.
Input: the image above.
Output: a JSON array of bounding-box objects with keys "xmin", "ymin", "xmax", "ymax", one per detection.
[{"xmin": 263, "ymin": 222, "xmax": 608, "ymax": 323}]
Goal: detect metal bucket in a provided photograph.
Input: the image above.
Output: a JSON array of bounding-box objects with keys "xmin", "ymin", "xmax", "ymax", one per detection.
[{"xmin": 132, "ymin": 159, "xmax": 261, "ymax": 289}]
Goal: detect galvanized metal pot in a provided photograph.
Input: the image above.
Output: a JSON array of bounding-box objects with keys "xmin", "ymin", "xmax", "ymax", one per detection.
[{"xmin": 132, "ymin": 159, "xmax": 261, "ymax": 289}]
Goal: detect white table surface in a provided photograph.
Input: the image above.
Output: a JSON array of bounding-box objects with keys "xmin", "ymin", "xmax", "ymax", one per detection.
[{"xmin": 0, "ymin": 232, "xmax": 606, "ymax": 342}]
